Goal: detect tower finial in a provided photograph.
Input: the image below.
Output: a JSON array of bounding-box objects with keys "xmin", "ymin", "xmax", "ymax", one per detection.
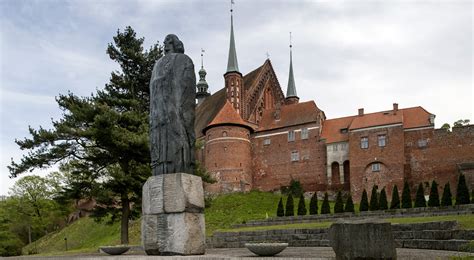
[
  {"xmin": 201, "ymin": 48, "xmax": 205, "ymax": 69},
  {"xmin": 286, "ymin": 32, "xmax": 298, "ymax": 102},
  {"xmin": 226, "ymin": 0, "xmax": 239, "ymax": 73}
]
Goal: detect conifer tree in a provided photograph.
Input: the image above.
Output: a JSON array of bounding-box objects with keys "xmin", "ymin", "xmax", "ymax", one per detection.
[
  {"xmin": 390, "ymin": 185, "xmax": 400, "ymax": 209},
  {"xmin": 309, "ymin": 192, "xmax": 318, "ymax": 215},
  {"xmin": 428, "ymin": 180, "xmax": 440, "ymax": 207},
  {"xmin": 344, "ymin": 193, "xmax": 355, "ymax": 213},
  {"xmin": 321, "ymin": 192, "xmax": 331, "ymax": 214},
  {"xmin": 359, "ymin": 189, "xmax": 369, "ymax": 212},
  {"xmin": 285, "ymin": 194, "xmax": 294, "ymax": 216},
  {"xmin": 414, "ymin": 183, "xmax": 426, "ymax": 208},
  {"xmin": 401, "ymin": 181, "xmax": 412, "ymax": 209},
  {"xmin": 455, "ymin": 173, "xmax": 471, "ymax": 205},
  {"xmin": 277, "ymin": 197, "xmax": 285, "ymax": 217},
  {"xmin": 379, "ymin": 187, "xmax": 388, "ymax": 210},
  {"xmin": 297, "ymin": 194, "xmax": 307, "ymax": 216},
  {"xmin": 369, "ymin": 185, "xmax": 379, "ymax": 211},
  {"xmin": 334, "ymin": 191, "xmax": 344, "ymax": 213},
  {"xmin": 441, "ymin": 183, "xmax": 453, "ymax": 207}
]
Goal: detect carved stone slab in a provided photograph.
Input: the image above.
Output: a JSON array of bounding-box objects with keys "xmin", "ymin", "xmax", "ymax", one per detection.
[
  {"xmin": 142, "ymin": 175, "xmax": 164, "ymax": 215},
  {"xmin": 163, "ymin": 173, "xmax": 204, "ymax": 213}
]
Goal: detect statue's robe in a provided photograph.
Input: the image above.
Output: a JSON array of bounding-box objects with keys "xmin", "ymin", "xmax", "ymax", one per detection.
[{"xmin": 150, "ymin": 53, "xmax": 196, "ymax": 175}]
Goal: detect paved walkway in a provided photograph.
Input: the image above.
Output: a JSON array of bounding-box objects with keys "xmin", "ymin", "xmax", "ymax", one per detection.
[{"xmin": 8, "ymin": 247, "xmax": 474, "ymax": 260}]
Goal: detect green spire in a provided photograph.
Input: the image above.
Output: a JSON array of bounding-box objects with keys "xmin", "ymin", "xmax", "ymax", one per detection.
[
  {"xmin": 286, "ymin": 34, "xmax": 297, "ymax": 98},
  {"xmin": 226, "ymin": 5, "xmax": 239, "ymax": 73}
]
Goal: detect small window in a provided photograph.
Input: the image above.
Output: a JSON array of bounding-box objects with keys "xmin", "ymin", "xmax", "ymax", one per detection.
[
  {"xmin": 301, "ymin": 128, "xmax": 309, "ymax": 139},
  {"xmin": 341, "ymin": 143, "xmax": 347, "ymax": 150},
  {"xmin": 340, "ymin": 128, "xmax": 348, "ymax": 133},
  {"xmin": 418, "ymin": 139, "xmax": 427, "ymax": 148},
  {"xmin": 291, "ymin": 151, "xmax": 299, "ymax": 162},
  {"xmin": 263, "ymin": 138, "xmax": 271, "ymax": 145},
  {"xmin": 378, "ymin": 135, "xmax": 386, "ymax": 147},
  {"xmin": 222, "ymin": 131, "xmax": 228, "ymax": 137},
  {"xmin": 288, "ymin": 130, "xmax": 295, "ymax": 142},
  {"xmin": 361, "ymin": 137, "xmax": 369, "ymax": 149},
  {"xmin": 333, "ymin": 144, "xmax": 338, "ymax": 151},
  {"xmin": 372, "ymin": 163, "xmax": 380, "ymax": 172}
]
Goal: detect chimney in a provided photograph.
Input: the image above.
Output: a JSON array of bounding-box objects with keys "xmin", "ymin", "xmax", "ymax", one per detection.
[
  {"xmin": 358, "ymin": 108, "xmax": 364, "ymax": 116},
  {"xmin": 393, "ymin": 103, "xmax": 399, "ymax": 114}
]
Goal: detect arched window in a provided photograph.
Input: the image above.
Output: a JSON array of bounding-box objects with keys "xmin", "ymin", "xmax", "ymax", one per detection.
[{"xmin": 331, "ymin": 162, "xmax": 340, "ymax": 185}]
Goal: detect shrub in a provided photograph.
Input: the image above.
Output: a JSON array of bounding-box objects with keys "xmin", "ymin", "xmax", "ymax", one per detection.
[
  {"xmin": 297, "ymin": 194, "xmax": 307, "ymax": 216},
  {"xmin": 321, "ymin": 192, "xmax": 331, "ymax": 214},
  {"xmin": 334, "ymin": 191, "xmax": 344, "ymax": 213},
  {"xmin": 276, "ymin": 197, "xmax": 285, "ymax": 217},
  {"xmin": 309, "ymin": 192, "xmax": 318, "ymax": 215},
  {"xmin": 281, "ymin": 179, "xmax": 304, "ymax": 197},
  {"xmin": 401, "ymin": 181, "xmax": 412, "ymax": 209},
  {"xmin": 344, "ymin": 193, "xmax": 355, "ymax": 213},
  {"xmin": 428, "ymin": 180, "xmax": 440, "ymax": 207},
  {"xmin": 414, "ymin": 183, "xmax": 426, "ymax": 208},
  {"xmin": 456, "ymin": 173, "xmax": 470, "ymax": 205},
  {"xmin": 285, "ymin": 194, "xmax": 294, "ymax": 216},
  {"xmin": 390, "ymin": 185, "xmax": 400, "ymax": 209},
  {"xmin": 441, "ymin": 183, "xmax": 452, "ymax": 207},
  {"xmin": 359, "ymin": 189, "xmax": 369, "ymax": 212},
  {"xmin": 379, "ymin": 187, "xmax": 388, "ymax": 210},
  {"xmin": 369, "ymin": 185, "xmax": 379, "ymax": 211}
]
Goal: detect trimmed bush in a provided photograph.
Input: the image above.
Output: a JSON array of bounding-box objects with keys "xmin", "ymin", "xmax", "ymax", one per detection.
[
  {"xmin": 401, "ymin": 181, "xmax": 412, "ymax": 208},
  {"xmin": 390, "ymin": 185, "xmax": 400, "ymax": 209},
  {"xmin": 414, "ymin": 183, "xmax": 426, "ymax": 208},
  {"xmin": 321, "ymin": 192, "xmax": 331, "ymax": 214},
  {"xmin": 456, "ymin": 173, "xmax": 470, "ymax": 205},
  {"xmin": 369, "ymin": 185, "xmax": 379, "ymax": 211},
  {"xmin": 428, "ymin": 180, "xmax": 440, "ymax": 207},
  {"xmin": 379, "ymin": 187, "xmax": 388, "ymax": 210},
  {"xmin": 297, "ymin": 194, "xmax": 307, "ymax": 216},
  {"xmin": 344, "ymin": 193, "xmax": 355, "ymax": 213},
  {"xmin": 309, "ymin": 192, "xmax": 318, "ymax": 215},
  {"xmin": 285, "ymin": 194, "xmax": 294, "ymax": 216},
  {"xmin": 359, "ymin": 189, "xmax": 369, "ymax": 212},
  {"xmin": 276, "ymin": 197, "xmax": 285, "ymax": 217},
  {"xmin": 441, "ymin": 183, "xmax": 453, "ymax": 207},
  {"xmin": 334, "ymin": 191, "xmax": 344, "ymax": 213}
]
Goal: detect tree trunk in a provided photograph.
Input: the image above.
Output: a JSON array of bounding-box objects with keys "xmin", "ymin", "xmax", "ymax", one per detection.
[{"xmin": 121, "ymin": 196, "xmax": 130, "ymax": 245}]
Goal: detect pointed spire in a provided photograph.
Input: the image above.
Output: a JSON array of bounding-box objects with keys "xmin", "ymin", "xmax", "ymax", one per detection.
[
  {"xmin": 197, "ymin": 49, "xmax": 210, "ymax": 105},
  {"xmin": 226, "ymin": 0, "xmax": 240, "ymax": 73},
  {"xmin": 286, "ymin": 32, "xmax": 297, "ymax": 98}
]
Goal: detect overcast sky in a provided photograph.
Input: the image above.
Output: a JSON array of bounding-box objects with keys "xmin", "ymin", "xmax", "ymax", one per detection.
[{"xmin": 0, "ymin": 0, "xmax": 472, "ymax": 195}]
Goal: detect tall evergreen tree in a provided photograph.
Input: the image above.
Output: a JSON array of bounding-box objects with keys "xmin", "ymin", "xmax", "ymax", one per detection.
[
  {"xmin": 321, "ymin": 193, "xmax": 331, "ymax": 214},
  {"xmin": 441, "ymin": 183, "xmax": 453, "ymax": 207},
  {"xmin": 379, "ymin": 187, "xmax": 388, "ymax": 210},
  {"xmin": 297, "ymin": 194, "xmax": 307, "ymax": 216},
  {"xmin": 428, "ymin": 180, "xmax": 440, "ymax": 207},
  {"xmin": 456, "ymin": 173, "xmax": 471, "ymax": 205},
  {"xmin": 359, "ymin": 189, "xmax": 369, "ymax": 212},
  {"xmin": 414, "ymin": 183, "xmax": 426, "ymax": 208},
  {"xmin": 344, "ymin": 193, "xmax": 355, "ymax": 213},
  {"xmin": 401, "ymin": 181, "xmax": 412, "ymax": 209},
  {"xmin": 390, "ymin": 185, "xmax": 400, "ymax": 209},
  {"xmin": 276, "ymin": 197, "xmax": 285, "ymax": 217},
  {"xmin": 309, "ymin": 192, "xmax": 318, "ymax": 215},
  {"xmin": 285, "ymin": 194, "xmax": 294, "ymax": 216},
  {"xmin": 334, "ymin": 191, "xmax": 344, "ymax": 213},
  {"xmin": 369, "ymin": 185, "xmax": 379, "ymax": 211}
]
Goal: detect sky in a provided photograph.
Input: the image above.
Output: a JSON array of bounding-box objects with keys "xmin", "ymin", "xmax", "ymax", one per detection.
[{"xmin": 0, "ymin": 0, "xmax": 472, "ymax": 196}]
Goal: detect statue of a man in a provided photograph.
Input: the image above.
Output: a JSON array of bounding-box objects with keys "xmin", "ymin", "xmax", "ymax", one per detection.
[{"xmin": 150, "ymin": 34, "xmax": 196, "ymax": 175}]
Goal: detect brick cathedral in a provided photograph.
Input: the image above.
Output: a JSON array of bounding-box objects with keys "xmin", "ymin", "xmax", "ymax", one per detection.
[{"xmin": 194, "ymin": 11, "xmax": 474, "ymax": 200}]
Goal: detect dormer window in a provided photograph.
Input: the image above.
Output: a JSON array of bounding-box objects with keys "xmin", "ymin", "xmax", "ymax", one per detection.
[{"xmin": 340, "ymin": 128, "xmax": 348, "ymax": 133}]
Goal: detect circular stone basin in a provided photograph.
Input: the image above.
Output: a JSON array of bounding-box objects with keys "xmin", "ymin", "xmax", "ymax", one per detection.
[
  {"xmin": 100, "ymin": 245, "xmax": 130, "ymax": 255},
  {"xmin": 245, "ymin": 242, "xmax": 288, "ymax": 256}
]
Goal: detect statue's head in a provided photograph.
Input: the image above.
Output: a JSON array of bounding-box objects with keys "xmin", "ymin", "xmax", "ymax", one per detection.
[{"xmin": 164, "ymin": 34, "xmax": 184, "ymax": 55}]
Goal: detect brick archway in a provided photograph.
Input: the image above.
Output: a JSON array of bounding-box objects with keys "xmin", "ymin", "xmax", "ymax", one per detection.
[{"xmin": 331, "ymin": 162, "xmax": 340, "ymax": 185}]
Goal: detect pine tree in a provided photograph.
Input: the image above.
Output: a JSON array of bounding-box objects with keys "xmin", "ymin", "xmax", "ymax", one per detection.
[
  {"xmin": 428, "ymin": 180, "xmax": 440, "ymax": 207},
  {"xmin": 334, "ymin": 191, "xmax": 344, "ymax": 213},
  {"xmin": 277, "ymin": 197, "xmax": 285, "ymax": 217},
  {"xmin": 309, "ymin": 192, "xmax": 318, "ymax": 215},
  {"xmin": 379, "ymin": 187, "xmax": 388, "ymax": 210},
  {"xmin": 359, "ymin": 189, "xmax": 369, "ymax": 212},
  {"xmin": 344, "ymin": 193, "xmax": 355, "ymax": 213},
  {"xmin": 456, "ymin": 173, "xmax": 471, "ymax": 205},
  {"xmin": 321, "ymin": 192, "xmax": 331, "ymax": 214},
  {"xmin": 285, "ymin": 194, "xmax": 294, "ymax": 216},
  {"xmin": 297, "ymin": 194, "xmax": 307, "ymax": 216},
  {"xmin": 369, "ymin": 185, "xmax": 379, "ymax": 211},
  {"xmin": 414, "ymin": 183, "xmax": 426, "ymax": 208},
  {"xmin": 390, "ymin": 185, "xmax": 400, "ymax": 209},
  {"xmin": 401, "ymin": 181, "xmax": 412, "ymax": 209},
  {"xmin": 441, "ymin": 183, "xmax": 453, "ymax": 206}
]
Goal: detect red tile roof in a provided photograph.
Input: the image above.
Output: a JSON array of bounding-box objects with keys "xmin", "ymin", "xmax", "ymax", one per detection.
[
  {"xmin": 320, "ymin": 116, "xmax": 355, "ymax": 143},
  {"xmin": 203, "ymin": 100, "xmax": 253, "ymax": 134},
  {"xmin": 402, "ymin": 106, "xmax": 433, "ymax": 129},
  {"xmin": 349, "ymin": 110, "xmax": 403, "ymax": 130},
  {"xmin": 257, "ymin": 101, "xmax": 321, "ymax": 132}
]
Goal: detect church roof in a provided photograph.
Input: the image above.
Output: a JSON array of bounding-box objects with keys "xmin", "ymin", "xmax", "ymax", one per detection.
[
  {"xmin": 320, "ymin": 115, "xmax": 355, "ymax": 143},
  {"xmin": 195, "ymin": 88, "xmax": 227, "ymax": 137},
  {"xmin": 257, "ymin": 101, "xmax": 320, "ymax": 132},
  {"xmin": 203, "ymin": 100, "xmax": 253, "ymax": 134}
]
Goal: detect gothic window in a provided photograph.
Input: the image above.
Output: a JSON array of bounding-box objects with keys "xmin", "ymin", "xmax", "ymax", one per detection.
[
  {"xmin": 378, "ymin": 135, "xmax": 386, "ymax": 147},
  {"xmin": 288, "ymin": 130, "xmax": 295, "ymax": 142},
  {"xmin": 301, "ymin": 128, "xmax": 309, "ymax": 139},
  {"xmin": 361, "ymin": 137, "xmax": 369, "ymax": 149},
  {"xmin": 291, "ymin": 151, "xmax": 299, "ymax": 161}
]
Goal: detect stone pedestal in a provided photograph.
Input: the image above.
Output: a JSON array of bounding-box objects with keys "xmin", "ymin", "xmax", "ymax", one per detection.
[
  {"xmin": 142, "ymin": 173, "xmax": 205, "ymax": 255},
  {"xmin": 329, "ymin": 219, "xmax": 396, "ymax": 260}
]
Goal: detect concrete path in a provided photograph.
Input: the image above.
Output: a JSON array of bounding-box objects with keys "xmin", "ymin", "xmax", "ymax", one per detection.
[{"xmin": 8, "ymin": 247, "xmax": 474, "ymax": 260}]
